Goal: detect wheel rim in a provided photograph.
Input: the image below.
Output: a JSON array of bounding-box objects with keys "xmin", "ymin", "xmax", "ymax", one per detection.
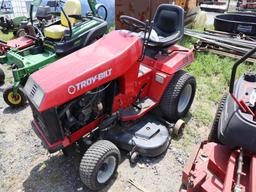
[
  {"xmin": 177, "ymin": 84, "xmax": 192, "ymax": 113},
  {"xmin": 7, "ymin": 92, "xmax": 22, "ymax": 105},
  {"xmin": 97, "ymin": 156, "xmax": 116, "ymax": 184}
]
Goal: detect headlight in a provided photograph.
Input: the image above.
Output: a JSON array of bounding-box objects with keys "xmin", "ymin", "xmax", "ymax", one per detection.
[{"xmin": 24, "ymin": 77, "xmax": 45, "ymax": 108}]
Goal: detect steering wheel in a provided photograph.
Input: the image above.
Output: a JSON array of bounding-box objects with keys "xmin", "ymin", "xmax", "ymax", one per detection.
[
  {"xmin": 120, "ymin": 15, "xmax": 146, "ymax": 31},
  {"xmin": 96, "ymin": 4, "xmax": 108, "ymax": 21}
]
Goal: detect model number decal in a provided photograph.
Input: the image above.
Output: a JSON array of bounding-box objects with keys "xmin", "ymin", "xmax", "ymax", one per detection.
[{"xmin": 68, "ymin": 69, "xmax": 112, "ymax": 95}]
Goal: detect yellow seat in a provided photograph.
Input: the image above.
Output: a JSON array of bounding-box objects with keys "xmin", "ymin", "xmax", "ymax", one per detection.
[
  {"xmin": 44, "ymin": 25, "xmax": 67, "ymax": 39},
  {"xmin": 44, "ymin": 0, "xmax": 81, "ymax": 39}
]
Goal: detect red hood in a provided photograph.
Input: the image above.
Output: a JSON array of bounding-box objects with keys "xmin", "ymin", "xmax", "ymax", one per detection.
[{"xmin": 29, "ymin": 30, "xmax": 142, "ymax": 111}]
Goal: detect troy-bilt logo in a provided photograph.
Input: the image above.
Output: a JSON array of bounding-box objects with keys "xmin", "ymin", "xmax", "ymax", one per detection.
[{"xmin": 68, "ymin": 69, "xmax": 112, "ymax": 95}]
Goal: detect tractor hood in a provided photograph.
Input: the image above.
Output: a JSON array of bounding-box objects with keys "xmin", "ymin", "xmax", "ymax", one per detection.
[{"xmin": 25, "ymin": 30, "xmax": 142, "ymax": 112}]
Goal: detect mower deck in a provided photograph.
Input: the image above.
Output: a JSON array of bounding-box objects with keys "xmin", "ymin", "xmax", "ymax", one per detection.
[
  {"xmin": 102, "ymin": 116, "xmax": 170, "ymax": 157},
  {"xmin": 5, "ymin": 47, "xmax": 57, "ymax": 88},
  {"xmin": 182, "ymin": 141, "xmax": 256, "ymax": 192},
  {"xmin": 6, "ymin": 47, "xmax": 56, "ymax": 66},
  {"xmin": 0, "ymin": 36, "xmax": 34, "ymax": 60}
]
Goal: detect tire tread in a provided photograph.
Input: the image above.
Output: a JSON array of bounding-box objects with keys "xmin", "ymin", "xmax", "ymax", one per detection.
[
  {"xmin": 208, "ymin": 93, "xmax": 228, "ymax": 142},
  {"xmin": 80, "ymin": 140, "xmax": 120, "ymax": 190},
  {"xmin": 160, "ymin": 70, "xmax": 196, "ymax": 122}
]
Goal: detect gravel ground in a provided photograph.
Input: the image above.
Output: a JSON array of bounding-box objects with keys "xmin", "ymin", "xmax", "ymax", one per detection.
[{"xmin": 0, "ymin": 65, "xmax": 194, "ymax": 192}]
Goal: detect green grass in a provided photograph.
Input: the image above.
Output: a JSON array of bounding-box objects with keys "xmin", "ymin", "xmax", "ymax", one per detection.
[{"xmin": 172, "ymin": 36, "xmax": 256, "ymax": 150}]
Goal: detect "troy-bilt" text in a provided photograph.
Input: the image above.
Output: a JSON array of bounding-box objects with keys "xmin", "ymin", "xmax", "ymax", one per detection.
[{"xmin": 68, "ymin": 68, "xmax": 112, "ymax": 95}]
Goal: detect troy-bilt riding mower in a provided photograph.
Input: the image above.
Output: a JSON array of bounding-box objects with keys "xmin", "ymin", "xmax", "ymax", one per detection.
[
  {"xmin": 182, "ymin": 48, "xmax": 256, "ymax": 192},
  {"xmin": 1, "ymin": 0, "xmax": 108, "ymax": 108},
  {"xmin": 24, "ymin": 4, "xmax": 196, "ymax": 190}
]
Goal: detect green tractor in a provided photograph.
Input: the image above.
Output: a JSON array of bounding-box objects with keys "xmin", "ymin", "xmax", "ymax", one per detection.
[
  {"xmin": 0, "ymin": 16, "xmax": 27, "ymax": 36},
  {"xmin": 1, "ymin": 0, "xmax": 108, "ymax": 108},
  {"xmin": 0, "ymin": 0, "xmax": 25, "ymax": 36},
  {"xmin": 0, "ymin": 0, "xmax": 71, "ymax": 37}
]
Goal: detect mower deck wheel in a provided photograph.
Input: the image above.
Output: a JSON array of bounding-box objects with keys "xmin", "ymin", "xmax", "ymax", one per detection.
[
  {"xmin": 173, "ymin": 119, "xmax": 185, "ymax": 136},
  {"xmin": 80, "ymin": 140, "xmax": 120, "ymax": 191},
  {"xmin": 160, "ymin": 70, "xmax": 196, "ymax": 122},
  {"xmin": 129, "ymin": 151, "xmax": 139, "ymax": 164},
  {"xmin": 3, "ymin": 86, "xmax": 27, "ymax": 108},
  {"xmin": 208, "ymin": 93, "xmax": 228, "ymax": 142},
  {"xmin": 0, "ymin": 68, "xmax": 5, "ymax": 86}
]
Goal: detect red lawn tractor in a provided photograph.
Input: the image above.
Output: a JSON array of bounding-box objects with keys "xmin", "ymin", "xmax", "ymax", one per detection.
[
  {"xmin": 182, "ymin": 47, "xmax": 256, "ymax": 192},
  {"xmin": 24, "ymin": 4, "xmax": 196, "ymax": 191}
]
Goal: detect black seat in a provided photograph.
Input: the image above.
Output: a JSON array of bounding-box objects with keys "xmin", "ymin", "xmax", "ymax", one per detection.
[
  {"xmin": 148, "ymin": 4, "xmax": 184, "ymax": 49},
  {"xmin": 36, "ymin": 6, "xmax": 52, "ymax": 21}
]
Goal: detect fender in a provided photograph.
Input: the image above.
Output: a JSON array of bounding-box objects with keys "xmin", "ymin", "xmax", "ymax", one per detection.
[
  {"xmin": 142, "ymin": 45, "xmax": 194, "ymax": 102},
  {"xmin": 144, "ymin": 45, "xmax": 194, "ymax": 76}
]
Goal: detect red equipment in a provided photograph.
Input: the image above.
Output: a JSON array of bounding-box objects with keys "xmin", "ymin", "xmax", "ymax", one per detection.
[
  {"xmin": 0, "ymin": 36, "xmax": 34, "ymax": 56},
  {"xmin": 182, "ymin": 47, "xmax": 256, "ymax": 192},
  {"xmin": 28, "ymin": 29, "xmax": 194, "ymax": 149},
  {"xmin": 182, "ymin": 141, "xmax": 256, "ymax": 192}
]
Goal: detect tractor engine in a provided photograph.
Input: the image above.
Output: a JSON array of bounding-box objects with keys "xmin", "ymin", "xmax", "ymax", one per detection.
[{"xmin": 58, "ymin": 89, "xmax": 105, "ymax": 133}]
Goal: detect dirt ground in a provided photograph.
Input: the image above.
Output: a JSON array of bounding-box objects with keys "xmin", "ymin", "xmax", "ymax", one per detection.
[{"xmin": 0, "ymin": 61, "xmax": 209, "ymax": 192}]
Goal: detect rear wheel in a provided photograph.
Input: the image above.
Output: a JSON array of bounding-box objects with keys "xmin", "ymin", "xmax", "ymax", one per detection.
[
  {"xmin": 80, "ymin": 140, "xmax": 120, "ymax": 191},
  {"xmin": 0, "ymin": 68, "xmax": 5, "ymax": 86},
  {"xmin": 160, "ymin": 70, "xmax": 196, "ymax": 122},
  {"xmin": 208, "ymin": 93, "xmax": 228, "ymax": 142},
  {"xmin": 3, "ymin": 86, "xmax": 27, "ymax": 108}
]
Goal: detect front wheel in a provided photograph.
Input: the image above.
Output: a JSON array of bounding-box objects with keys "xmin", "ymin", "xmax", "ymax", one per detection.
[
  {"xmin": 3, "ymin": 86, "xmax": 27, "ymax": 107},
  {"xmin": 80, "ymin": 140, "xmax": 120, "ymax": 191},
  {"xmin": 160, "ymin": 70, "xmax": 196, "ymax": 122},
  {"xmin": 0, "ymin": 68, "xmax": 5, "ymax": 86}
]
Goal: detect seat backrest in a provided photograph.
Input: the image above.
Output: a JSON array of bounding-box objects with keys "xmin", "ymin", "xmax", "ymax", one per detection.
[
  {"xmin": 36, "ymin": 6, "xmax": 51, "ymax": 21},
  {"xmin": 61, "ymin": 0, "xmax": 81, "ymax": 27},
  {"xmin": 153, "ymin": 4, "xmax": 184, "ymax": 38}
]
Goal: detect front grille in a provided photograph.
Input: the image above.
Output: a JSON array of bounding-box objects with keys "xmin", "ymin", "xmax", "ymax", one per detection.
[
  {"xmin": 30, "ymin": 84, "xmax": 38, "ymax": 97},
  {"xmin": 29, "ymin": 101, "xmax": 64, "ymax": 144}
]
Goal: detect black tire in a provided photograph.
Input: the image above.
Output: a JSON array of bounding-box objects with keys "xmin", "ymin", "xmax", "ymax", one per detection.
[
  {"xmin": 80, "ymin": 140, "xmax": 120, "ymax": 191},
  {"xmin": 160, "ymin": 70, "xmax": 196, "ymax": 122},
  {"xmin": 208, "ymin": 93, "xmax": 228, "ymax": 142},
  {"xmin": 3, "ymin": 86, "xmax": 27, "ymax": 107},
  {"xmin": 0, "ymin": 68, "xmax": 5, "ymax": 86}
]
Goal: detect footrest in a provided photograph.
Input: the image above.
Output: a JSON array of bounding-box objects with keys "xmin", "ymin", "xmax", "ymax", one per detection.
[{"xmin": 120, "ymin": 97, "xmax": 157, "ymax": 121}]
